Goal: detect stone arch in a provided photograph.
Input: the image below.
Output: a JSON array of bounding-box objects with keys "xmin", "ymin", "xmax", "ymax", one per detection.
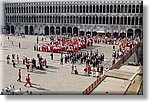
[
  {"xmin": 25, "ymin": 26, "xmax": 28, "ymax": 34},
  {"xmin": 62, "ymin": 26, "xmax": 66, "ymax": 35},
  {"xmin": 11, "ymin": 25, "xmax": 15, "ymax": 34},
  {"xmin": 45, "ymin": 26, "xmax": 49, "ymax": 35},
  {"xmin": 73, "ymin": 27, "xmax": 78, "ymax": 35},
  {"xmin": 56, "ymin": 26, "xmax": 60, "ymax": 35},
  {"xmin": 67, "ymin": 27, "xmax": 72, "ymax": 35},
  {"xmin": 127, "ymin": 29, "xmax": 133, "ymax": 38},
  {"xmin": 50, "ymin": 26, "xmax": 55, "ymax": 35},
  {"xmin": 135, "ymin": 29, "xmax": 142, "ymax": 38},
  {"xmin": 30, "ymin": 26, "xmax": 34, "ymax": 35}
]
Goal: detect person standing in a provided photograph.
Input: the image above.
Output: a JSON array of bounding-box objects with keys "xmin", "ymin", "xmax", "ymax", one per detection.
[
  {"xmin": 60, "ymin": 57, "xmax": 63, "ymax": 65},
  {"xmin": 12, "ymin": 60, "xmax": 16, "ymax": 68},
  {"xmin": 6, "ymin": 55, "xmax": 10, "ymax": 64},
  {"xmin": 17, "ymin": 69, "xmax": 21, "ymax": 82},
  {"xmin": 44, "ymin": 59, "xmax": 47, "ymax": 68},
  {"xmin": 19, "ymin": 42, "xmax": 21, "ymax": 48},
  {"xmin": 50, "ymin": 52, "xmax": 53, "ymax": 60},
  {"xmin": 24, "ymin": 74, "xmax": 32, "ymax": 87},
  {"xmin": 17, "ymin": 55, "xmax": 19, "ymax": 64},
  {"xmin": 71, "ymin": 64, "xmax": 74, "ymax": 74}
]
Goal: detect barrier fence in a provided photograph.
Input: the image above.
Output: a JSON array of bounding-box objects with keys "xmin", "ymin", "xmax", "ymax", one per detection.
[{"xmin": 82, "ymin": 42, "xmax": 141, "ymax": 95}]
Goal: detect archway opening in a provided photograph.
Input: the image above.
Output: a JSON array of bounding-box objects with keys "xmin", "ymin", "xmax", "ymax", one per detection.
[
  {"xmin": 25, "ymin": 26, "xmax": 28, "ymax": 34},
  {"xmin": 67, "ymin": 27, "xmax": 72, "ymax": 35},
  {"xmin": 86, "ymin": 31, "xmax": 91, "ymax": 36},
  {"xmin": 106, "ymin": 32, "xmax": 111, "ymax": 38},
  {"xmin": 120, "ymin": 32, "xmax": 126, "ymax": 39},
  {"xmin": 127, "ymin": 29, "xmax": 133, "ymax": 38},
  {"xmin": 73, "ymin": 27, "xmax": 78, "ymax": 36},
  {"xmin": 11, "ymin": 25, "xmax": 15, "ymax": 34},
  {"xmin": 79, "ymin": 31, "xmax": 84, "ymax": 36},
  {"xmin": 30, "ymin": 26, "xmax": 34, "ymax": 35},
  {"xmin": 62, "ymin": 27, "xmax": 66, "ymax": 35},
  {"xmin": 56, "ymin": 27, "xmax": 60, "ymax": 35},
  {"xmin": 50, "ymin": 26, "xmax": 55, "ymax": 35},
  {"xmin": 135, "ymin": 29, "xmax": 142, "ymax": 39},
  {"xmin": 92, "ymin": 31, "xmax": 97, "ymax": 37},
  {"xmin": 45, "ymin": 26, "xmax": 49, "ymax": 35},
  {"xmin": 113, "ymin": 32, "xmax": 119, "ymax": 38}
]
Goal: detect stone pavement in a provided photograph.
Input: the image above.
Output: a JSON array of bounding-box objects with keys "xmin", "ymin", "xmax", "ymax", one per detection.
[
  {"xmin": 91, "ymin": 65, "xmax": 141, "ymax": 95},
  {"xmin": 0, "ymin": 34, "xmax": 114, "ymax": 94}
]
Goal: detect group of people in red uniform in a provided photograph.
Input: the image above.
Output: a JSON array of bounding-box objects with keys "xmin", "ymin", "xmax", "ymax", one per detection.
[{"xmin": 34, "ymin": 35, "xmax": 93, "ymax": 53}]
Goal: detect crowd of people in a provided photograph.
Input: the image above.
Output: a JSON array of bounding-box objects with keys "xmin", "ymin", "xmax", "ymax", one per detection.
[{"xmin": 34, "ymin": 35, "xmax": 93, "ymax": 53}]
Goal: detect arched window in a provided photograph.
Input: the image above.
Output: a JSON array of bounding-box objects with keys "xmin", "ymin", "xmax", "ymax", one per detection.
[
  {"xmin": 103, "ymin": 5, "xmax": 105, "ymax": 13},
  {"xmin": 70, "ymin": 5, "xmax": 72, "ymax": 13},
  {"xmin": 93, "ymin": 5, "xmax": 95, "ymax": 13},
  {"xmin": 117, "ymin": 5, "xmax": 120, "ymax": 13},
  {"xmin": 83, "ymin": 5, "xmax": 85, "ymax": 13},
  {"xmin": 79, "ymin": 16, "xmax": 82, "ymax": 24},
  {"xmin": 120, "ymin": 17, "xmax": 123, "ymax": 24},
  {"xmin": 110, "ymin": 17, "xmax": 112, "ymax": 24},
  {"xmin": 106, "ymin": 16, "xmax": 109, "ymax": 24},
  {"xmin": 128, "ymin": 5, "xmax": 131, "ymax": 13},
  {"xmin": 74, "ymin": 5, "xmax": 76, "ymax": 13},
  {"xmin": 47, "ymin": 6, "xmax": 49, "ymax": 13},
  {"xmin": 136, "ymin": 5, "xmax": 139, "ymax": 13},
  {"xmin": 132, "ymin": 5, "xmax": 135, "ymax": 13},
  {"xmin": 99, "ymin": 16, "xmax": 102, "ymax": 24},
  {"xmin": 103, "ymin": 16, "xmax": 105, "ymax": 24},
  {"xmin": 135, "ymin": 17, "xmax": 138, "ymax": 25},
  {"xmin": 121, "ymin": 5, "xmax": 124, "ymax": 13},
  {"xmin": 140, "ymin": 4, "xmax": 143, "ymax": 13},
  {"xmin": 86, "ymin": 16, "xmax": 88, "ymax": 24},
  {"xmin": 125, "ymin": 5, "xmax": 127, "ymax": 13},
  {"xmin": 89, "ymin": 16, "xmax": 91, "ymax": 24},
  {"xmin": 93, "ymin": 16, "xmax": 95, "ymax": 24},
  {"xmin": 128, "ymin": 17, "xmax": 131, "ymax": 25},
  {"xmin": 39, "ymin": 6, "xmax": 41, "ymax": 13},
  {"xmin": 107, "ymin": 5, "xmax": 109, "ymax": 13},
  {"xmin": 110, "ymin": 5, "xmax": 113, "ymax": 13},
  {"xmin": 80, "ymin": 5, "xmax": 82, "ymax": 13},
  {"xmin": 114, "ymin": 5, "xmax": 116, "ymax": 13},
  {"xmin": 131, "ymin": 17, "xmax": 134, "ymax": 25},
  {"xmin": 90, "ymin": 5, "xmax": 92, "ymax": 13},
  {"xmin": 100, "ymin": 5, "xmax": 102, "ymax": 13},
  {"xmin": 96, "ymin": 5, "xmax": 99, "ymax": 13},
  {"xmin": 96, "ymin": 16, "xmax": 98, "ymax": 24},
  {"xmin": 86, "ymin": 5, "xmax": 88, "ymax": 13},
  {"xmin": 139, "ymin": 17, "xmax": 142, "ymax": 25},
  {"xmin": 124, "ymin": 16, "xmax": 127, "ymax": 25},
  {"xmin": 113, "ymin": 16, "xmax": 116, "ymax": 24},
  {"xmin": 117, "ymin": 16, "xmax": 119, "ymax": 24},
  {"xmin": 83, "ymin": 16, "xmax": 85, "ymax": 24}
]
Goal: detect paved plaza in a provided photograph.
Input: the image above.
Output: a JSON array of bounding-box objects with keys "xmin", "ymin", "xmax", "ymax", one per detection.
[{"xmin": 0, "ymin": 34, "xmax": 114, "ymax": 94}]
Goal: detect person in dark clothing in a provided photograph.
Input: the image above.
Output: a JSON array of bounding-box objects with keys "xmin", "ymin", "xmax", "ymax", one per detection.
[
  {"xmin": 100, "ymin": 65, "xmax": 104, "ymax": 75},
  {"xmin": 19, "ymin": 42, "xmax": 21, "ymax": 48},
  {"xmin": 65, "ymin": 55, "xmax": 67, "ymax": 63},
  {"xmin": 60, "ymin": 57, "xmax": 63, "ymax": 65},
  {"xmin": 50, "ymin": 52, "xmax": 54, "ymax": 60},
  {"xmin": 17, "ymin": 69, "xmax": 21, "ymax": 82}
]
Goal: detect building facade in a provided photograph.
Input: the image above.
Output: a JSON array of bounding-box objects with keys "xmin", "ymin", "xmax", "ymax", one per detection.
[{"xmin": 3, "ymin": 0, "xmax": 143, "ymax": 38}]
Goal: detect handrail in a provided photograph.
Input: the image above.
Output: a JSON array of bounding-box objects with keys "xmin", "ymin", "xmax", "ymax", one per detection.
[{"xmin": 82, "ymin": 42, "xmax": 141, "ymax": 95}]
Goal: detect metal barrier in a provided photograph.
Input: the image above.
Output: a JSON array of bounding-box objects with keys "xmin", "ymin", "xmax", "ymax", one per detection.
[{"xmin": 82, "ymin": 42, "xmax": 141, "ymax": 95}]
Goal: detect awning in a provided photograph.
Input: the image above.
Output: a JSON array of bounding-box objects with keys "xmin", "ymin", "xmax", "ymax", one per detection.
[{"xmin": 96, "ymin": 28, "xmax": 105, "ymax": 33}]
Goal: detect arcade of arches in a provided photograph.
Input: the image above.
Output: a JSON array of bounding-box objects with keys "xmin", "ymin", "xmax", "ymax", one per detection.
[{"xmin": 5, "ymin": 25, "xmax": 142, "ymax": 38}]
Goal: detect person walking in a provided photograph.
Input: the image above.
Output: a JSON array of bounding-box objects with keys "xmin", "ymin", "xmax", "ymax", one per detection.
[
  {"xmin": 6, "ymin": 55, "xmax": 10, "ymax": 64},
  {"xmin": 17, "ymin": 69, "xmax": 21, "ymax": 82},
  {"xmin": 24, "ymin": 74, "xmax": 32, "ymax": 87}
]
